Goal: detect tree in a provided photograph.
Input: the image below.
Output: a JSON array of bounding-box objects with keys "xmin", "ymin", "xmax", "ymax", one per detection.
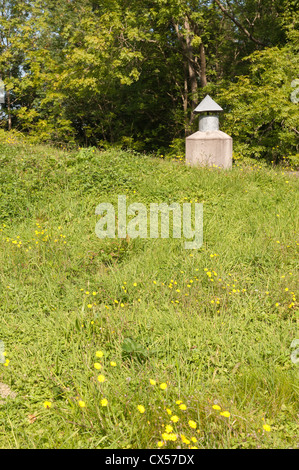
[
  {"xmin": 0, "ymin": 0, "xmax": 297, "ymax": 157},
  {"xmin": 217, "ymin": 39, "xmax": 299, "ymax": 162},
  {"xmin": 0, "ymin": 0, "xmax": 33, "ymax": 130}
]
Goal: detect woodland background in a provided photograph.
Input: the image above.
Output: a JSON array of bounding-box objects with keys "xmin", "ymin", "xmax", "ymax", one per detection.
[{"xmin": 0, "ymin": 0, "xmax": 298, "ymax": 161}]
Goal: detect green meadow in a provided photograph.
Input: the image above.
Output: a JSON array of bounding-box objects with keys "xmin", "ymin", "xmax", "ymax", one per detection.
[{"xmin": 0, "ymin": 135, "xmax": 298, "ymax": 449}]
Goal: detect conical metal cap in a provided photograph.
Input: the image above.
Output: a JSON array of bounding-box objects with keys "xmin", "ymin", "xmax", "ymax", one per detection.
[{"xmin": 193, "ymin": 95, "xmax": 223, "ymax": 113}]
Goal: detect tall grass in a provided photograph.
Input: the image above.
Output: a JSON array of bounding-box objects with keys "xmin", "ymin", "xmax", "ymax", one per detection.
[{"xmin": 0, "ymin": 137, "xmax": 298, "ymax": 448}]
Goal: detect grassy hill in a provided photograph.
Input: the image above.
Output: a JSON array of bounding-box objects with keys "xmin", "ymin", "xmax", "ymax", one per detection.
[{"xmin": 0, "ymin": 136, "xmax": 298, "ymax": 449}]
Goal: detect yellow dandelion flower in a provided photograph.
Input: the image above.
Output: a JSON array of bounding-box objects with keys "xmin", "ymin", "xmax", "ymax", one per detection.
[
  {"xmin": 150, "ymin": 379, "xmax": 156, "ymax": 386},
  {"xmin": 165, "ymin": 425, "xmax": 173, "ymax": 433},
  {"xmin": 157, "ymin": 441, "xmax": 164, "ymax": 447},
  {"xmin": 96, "ymin": 351, "xmax": 104, "ymax": 358},
  {"xmin": 179, "ymin": 404, "xmax": 187, "ymax": 410},
  {"xmin": 87, "ymin": 304, "xmax": 93, "ymax": 308},
  {"xmin": 166, "ymin": 408, "xmax": 172, "ymax": 415},
  {"xmin": 110, "ymin": 361, "xmax": 117, "ymax": 367},
  {"xmin": 137, "ymin": 405, "xmax": 145, "ymax": 413},
  {"xmin": 94, "ymin": 363, "xmax": 102, "ymax": 370},
  {"xmin": 212, "ymin": 404, "xmax": 221, "ymax": 410},
  {"xmin": 263, "ymin": 424, "xmax": 271, "ymax": 432},
  {"xmin": 176, "ymin": 400, "xmax": 182, "ymax": 405},
  {"xmin": 101, "ymin": 398, "xmax": 108, "ymax": 407},
  {"xmin": 188, "ymin": 420, "xmax": 197, "ymax": 429},
  {"xmin": 43, "ymin": 401, "xmax": 52, "ymax": 409},
  {"xmin": 97, "ymin": 374, "xmax": 105, "ymax": 383},
  {"xmin": 191, "ymin": 437, "xmax": 197, "ymax": 443},
  {"xmin": 220, "ymin": 411, "xmax": 230, "ymax": 418},
  {"xmin": 170, "ymin": 415, "xmax": 179, "ymax": 423},
  {"xmin": 160, "ymin": 383, "xmax": 167, "ymax": 390},
  {"xmin": 181, "ymin": 434, "xmax": 190, "ymax": 445},
  {"xmin": 78, "ymin": 400, "xmax": 86, "ymax": 408}
]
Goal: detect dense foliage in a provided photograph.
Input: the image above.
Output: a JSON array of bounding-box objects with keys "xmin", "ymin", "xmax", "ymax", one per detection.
[{"xmin": 0, "ymin": 0, "xmax": 298, "ymax": 159}]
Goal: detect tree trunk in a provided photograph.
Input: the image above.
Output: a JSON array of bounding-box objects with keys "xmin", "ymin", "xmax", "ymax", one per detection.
[
  {"xmin": 184, "ymin": 18, "xmax": 198, "ymax": 111},
  {"xmin": 199, "ymin": 42, "xmax": 207, "ymax": 88},
  {"xmin": 183, "ymin": 66, "xmax": 188, "ymax": 135},
  {"xmin": 173, "ymin": 18, "xmax": 199, "ymax": 134},
  {"xmin": 7, "ymin": 88, "xmax": 12, "ymax": 131}
]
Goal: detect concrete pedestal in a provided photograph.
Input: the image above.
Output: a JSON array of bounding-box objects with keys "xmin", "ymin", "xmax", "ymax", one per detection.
[{"xmin": 186, "ymin": 130, "xmax": 232, "ymax": 169}]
